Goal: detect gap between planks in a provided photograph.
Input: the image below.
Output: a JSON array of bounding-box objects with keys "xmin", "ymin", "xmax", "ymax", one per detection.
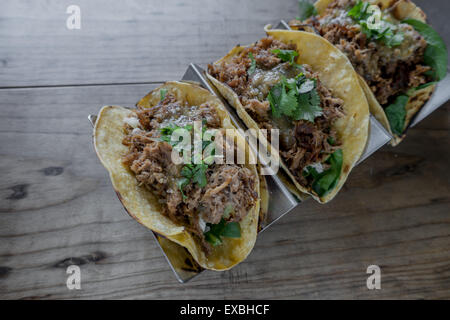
[{"xmin": 0, "ymin": 81, "xmax": 165, "ymax": 91}]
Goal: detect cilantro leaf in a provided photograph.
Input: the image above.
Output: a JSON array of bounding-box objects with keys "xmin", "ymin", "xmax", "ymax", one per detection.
[
  {"xmin": 279, "ymin": 81, "xmax": 299, "ymax": 118},
  {"xmin": 272, "ymin": 49, "xmax": 299, "ymax": 65},
  {"xmin": 294, "ymin": 89, "xmax": 322, "ymax": 122},
  {"xmin": 159, "ymin": 123, "xmax": 194, "ymax": 147},
  {"xmin": 192, "ymin": 163, "xmax": 208, "ymax": 188},
  {"xmin": 348, "ymin": 1, "xmax": 404, "ymax": 48},
  {"xmin": 204, "ymin": 232, "xmax": 222, "ymax": 246},
  {"xmin": 267, "ymin": 83, "xmax": 283, "ymax": 118},
  {"xmin": 303, "ymin": 166, "xmax": 320, "ymax": 179},
  {"xmin": 267, "ymin": 75, "xmax": 323, "ymax": 122},
  {"xmin": 385, "ymin": 95, "xmax": 408, "ymax": 136},
  {"xmin": 160, "ymin": 88, "xmax": 168, "ymax": 101},
  {"xmin": 221, "ymin": 221, "xmax": 241, "ymax": 238},
  {"xmin": 223, "ymin": 204, "xmax": 234, "ymax": 219},
  {"xmin": 204, "ymin": 219, "xmax": 241, "ymax": 246},
  {"xmin": 415, "ymin": 82, "xmax": 437, "ymax": 91},
  {"xmin": 175, "ymin": 121, "xmax": 215, "ymax": 196},
  {"xmin": 177, "ymin": 177, "xmax": 190, "ymax": 201},
  {"xmin": 248, "ymin": 52, "xmax": 257, "ymax": 75},
  {"xmin": 347, "ymin": 0, "xmax": 370, "ymax": 20},
  {"xmin": 384, "ymin": 32, "xmax": 404, "ymax": 47},
  {"xmin": 159, "ymin": 124, "xmax": 180, "ymax": 145},
  {"xmin": 311, "ymin": 149, "xmax": 343, "ymax": 197},
  {"xmin": 403, "ymin": 19, "xmax": 448, "ymax": 81},
  {"xmin": 406, "ymin": 81, "xmax": 437, "ymax": 96},
  {"xmin": 181, "ymin": 165, "xmax": 194, "ymax": 179},
  {"xmin": 298, "ymin": 0, "xmax": 318, "ymax": 21},
  {"xmin": 327, "ymin": 136, "xmax": 336, "ymax": 145}
]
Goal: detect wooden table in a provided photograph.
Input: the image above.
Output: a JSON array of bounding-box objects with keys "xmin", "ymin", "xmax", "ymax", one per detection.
[{"xmin": 0, "ymin": 0, "xmax": 449, "ymax": 299}]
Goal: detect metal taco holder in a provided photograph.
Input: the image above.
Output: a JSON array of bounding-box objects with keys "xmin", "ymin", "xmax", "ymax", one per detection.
[{"xmin": 88, "ymin": 22, "xmax": 449, "ymax": 283}]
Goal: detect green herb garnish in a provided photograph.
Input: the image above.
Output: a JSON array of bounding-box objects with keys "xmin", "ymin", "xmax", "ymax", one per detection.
[
  {"xmin": 385, "ymin": 95, "xmax": 409, "ymax": 136},
  {"xmin": 204, "ymin": 218, "xmax": 241, "ymax": 246},
  {"xmin": 304, "ymin": 149, "xmax": 343, "ymax": 197},
  {"xmin": 271, "ymin": 49, "xmax": 299, "ymax": 66},
  {"xmin": 159, "ymin": 123, "xmax": 193, "ymax": 146},
  {"xmin": 415, "ymin": 82, "xmax": 437, "ymax": 91},
  {"xmin": 348, "ymin": 0, "xmax": 404, "ymax": 48},
  {"xmin": 347, "ymin": 0, "xmax": 370, "ymax": 20},
  {"xmin": 297, "ymin": 0, "xmax": 318, "ymax": 21},
  {"xmin": 248, "ymin": 52, "xmax": 257, "ymax": 75},
  {"xmin": 403, "ymin": 19, "xmax": 448, "ymax": 81},
  {"xmin": 160, "ymin": 88, "xmax": 168, "ymax": 101},
  {"xmin": 173, "ymin": 120, "xmax": 217, "ymax": 198},
  {"xmin": 267, "ymin": 74, "xmax": 322, "ymax": 122},
  {"xmin": 327, "ymin": 136, "xmax": 336, "ymax": 145},
  {"xmin": 223, "ymin": 204, "xmax": 234, "ymax": 219},
  {"xmin": 177, "ymin": 177, "xmax": 190, "ymax": 201}
]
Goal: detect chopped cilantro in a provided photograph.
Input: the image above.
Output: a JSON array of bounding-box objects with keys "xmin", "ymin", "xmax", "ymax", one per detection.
[
  {"xmin": 308, "ymin": 149, "xmax": 343, "ymax": 197},
  {"xmin": 385, "ymin": 95, "xmax": 409, "ymax": 136},
  {"xmin": 415, "ymin": 82, "xmax": 437, "ymax": 91},
  {"xmin": 347, "ymin": 0, "xmax": 370, "ymax": 20},
  {"xmin": 248, "ymin": 52, "xmax": 257, "ymax": 75},
  {"xmin": 297, "ymin": 0, "xmax": 318, "ymax": 21},
  {"xmin": 327, "ymin": 136, "xmax": 336, "ymax": 145},
  {"xmin": 160, "ymin": 88, "xmax": 168, "ymax": 101},
  {"xmin": 192, "ymin": 163, "xmax": 208, "ymax": 187},
  {"xmin": 267, "ymin": 74, "xmax": 323, "ymax": 122},
  {"xmin": 204, "ymin": 218, "xmax": 241, "ymax": 246},
  {"xmin": 223, "ymin": 204, "xmax": 234, "ymax": 219},
  {"xmin": 295, "ymin": 88, "xmax": 322, "ymax": 122},
  {"xmin": 271, "ymin": 49, "xmax": 299, "ymax": 65},
  {"xmin": 159, "ymin": 123, "xmax": 192, "ymax": 146},
  {"xmin": 267, "ymin": 82, "xmax": 283, "ymax": 118},
  {"xmin": 170, "ymin": 120, "xmax": 217, "ymax": 198},
  {"xmin": 303, "ymin": 166, "xmax": 320, "ymax": 179},
  {"xmin": 177, "ymin": 177, "xmax": 190, "ymax": 201},
  {"xmin": 347, "ymin": 0, "xmax": 404, "ymax": 48},
  {"xmin": 403, "ymin": 19, "xmax": 448, "ymax": 81}
]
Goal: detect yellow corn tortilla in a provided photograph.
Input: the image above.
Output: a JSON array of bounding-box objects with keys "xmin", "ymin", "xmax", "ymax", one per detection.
[
  {"xmin": 207, "ymin": 29, "xmax": 370, "ymax": 203},
  {"xmin": 302, "ymin": 0, "xmax": 436, "ymax": 145},
  {"xmin": 93, "ymin": 81, "xmax": 261, "ymax": 271}
]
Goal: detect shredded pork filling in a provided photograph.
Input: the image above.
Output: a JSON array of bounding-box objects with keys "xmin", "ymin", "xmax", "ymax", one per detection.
[
  {"xmin": 122, "ymin": 94, "xmax": 257, "ymax": 254},
  {"xmin": 208, "ymin": 37, "xmax": 344, "ymax": 187},
  {"xmin": 290, "ymin": 0, "xmax": 430, "ymax": 106}
]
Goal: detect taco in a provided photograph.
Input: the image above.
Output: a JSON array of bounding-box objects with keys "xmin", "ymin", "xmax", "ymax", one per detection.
[
  {"xmin": 93, "ymin": 81, "xmax": 261, "ymax": 271},
  {"xmin": 207, "ymin": 30, "xmax": 369, "ymax": 203},
  {"xmin": 290, "ymin": 0, "xmax": 448, "ymax": 145}
]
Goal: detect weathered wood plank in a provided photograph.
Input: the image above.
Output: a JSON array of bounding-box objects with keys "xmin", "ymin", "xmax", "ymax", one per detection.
[
  {"xmin": 1, "ymin": 0, "xmax": 448, "ymax": 87},
  {"xmin": 0, "ymin": 84, "xmax": 448, "ymax": 299},
  {"xmin": 0, "ymin": 0, "xmax": 296, "ymax": 87}
]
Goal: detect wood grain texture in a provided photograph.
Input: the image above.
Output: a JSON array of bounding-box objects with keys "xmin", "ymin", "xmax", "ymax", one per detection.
[
  {"xmin": 1, "ymin": 0, "xmax": 447, "ymax": 87},
  {"xmin": 0, "ymin": 84, "xmax": 448, "ymax": 299},
  {"xmin": 0, "ymin": 0, "xmax": 449, "ymax": 300}
]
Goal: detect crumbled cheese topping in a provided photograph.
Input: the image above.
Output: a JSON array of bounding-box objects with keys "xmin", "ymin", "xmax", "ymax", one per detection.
[
  {"xmin": 310, "ymin": 162, "xmax": 324, "ymax": 174},
  {"xmin": 124, "ymin": 116, "xmax": 140, "ymax": 128}
]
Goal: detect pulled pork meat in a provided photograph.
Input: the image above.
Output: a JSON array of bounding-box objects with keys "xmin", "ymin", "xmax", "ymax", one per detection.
[
  {"xmin": 282, "ymin": 69, "xmax": 344, "ymax": 186},
  {"xmin": 208, "ymin": 38, "xmax": 344, "ymax": 188},
  {"xmin": 208, "ymin": 37, "xmax": 297, "ymax": 104},
  {"xmin": 290, "ymin": 0, "xmax": 430, "ymax": 106},
  {"xmin": 122, "ymin": 94, "xmax": 257, "ymax": 255}
]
